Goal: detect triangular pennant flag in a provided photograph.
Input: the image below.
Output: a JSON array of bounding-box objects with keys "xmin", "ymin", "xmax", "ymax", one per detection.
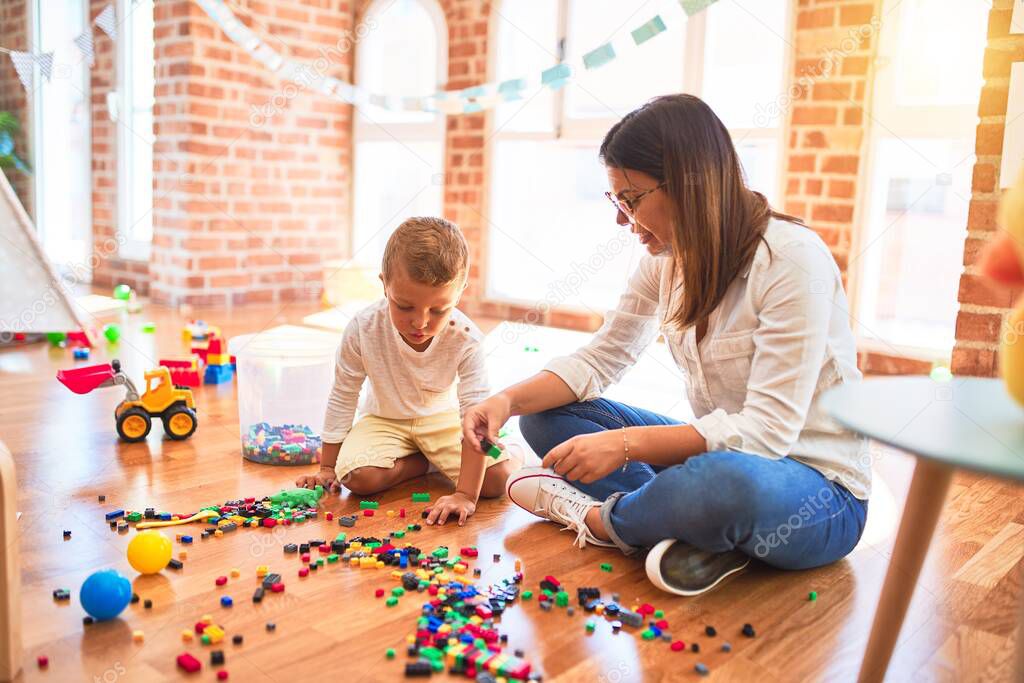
[
  {"xmin": 9, "ymin": 51, "xmax": 34, "ymax": 91},
  {"xmin": 94, "ymin": 4, "xmax": 117, "ymax": 41},
  {"xmin": 74, "ymin": 29, "xmax": 95, "ymax": 66},
  {"xmin": 35, "ymin": 52, "xmax": 54, "ymax": 81}
]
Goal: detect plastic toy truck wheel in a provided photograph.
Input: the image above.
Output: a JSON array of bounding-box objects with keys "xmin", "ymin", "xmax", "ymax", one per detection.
[
  {"xmin": 162, "ymin": 406, "xmax": 197, "ymax": 440},
  {"xmin": 117, "ymin": 408, "xmax": 152, "ymax": 442}
]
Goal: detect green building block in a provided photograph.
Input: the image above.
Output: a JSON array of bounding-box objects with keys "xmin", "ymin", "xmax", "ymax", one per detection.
[
  {"xmin": 327, "ymin": 553, "xmax": 338, "ymax": 563},
  {"xmin": 654, "ymin": 610, "xmax": 664, "ymax": 619},
  {"xmin": 809, "ymin": 591, "xmax": 817, "ymax": 602},
  {"xmin": 431, "ymin": 547, "xmax": 448, "ymax": 559},
  {"xmin": 392, "ymin": 587, "xmax": 405, "ymax": 597},
  {"xmin": 385, "ymin": 596, "xmax": 398, "ymax": 607},
  {"xmin": 641, "ymin": 629, "xmax": 655, "ymax": 641},
  {"xmin": 334, "ymin": 532, "xmax": 346, "ymax": 542},
  {"xmin": 359, "ymin": 500, "xmax": 379, "ymax": 510},
  {"xmin": 600, "ymin": 562, "xmax": 613, "ymax": 572},
  {"xmin": 201, "ymin": 634, "xmax": 211, "ymax": 645},
  {"xmin": 411, "ymin": 492, "xmax": 431, "ymax": 502},
  {"xmin": 127, "ymin": 512, "xmax": 142, "ymax": 522},
  {"xmin": 141, "ymin": 322, "xmax": 156, "ymax": 333},
  {"xmin": 392, "ymin": 531, "xmax": 405, "ymax": 539},
  {"xmin": 555, "ymin": 592, "xmax": 569, "ymax": 607},
  {"xmin": 385, "ymin": 648, "xmax": 395, "ymax": 659},
  {"xmin": 522, "ymin": 591, "xmax": 533, "ymax": 600},
  {"xmin": 586, "ymin": 619, "xmax": 596, "ymax": 633}
]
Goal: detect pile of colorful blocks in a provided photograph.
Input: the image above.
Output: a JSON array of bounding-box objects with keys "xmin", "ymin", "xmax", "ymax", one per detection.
[{"xmin": 242, "ymin": 423, "xmax": 322, "ymax": 465}]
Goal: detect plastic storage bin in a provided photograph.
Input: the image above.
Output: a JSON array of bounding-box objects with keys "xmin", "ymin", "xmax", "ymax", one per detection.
[{"xmin": 228, "ymin": 325, "xmax": 339, "ymax": 465}]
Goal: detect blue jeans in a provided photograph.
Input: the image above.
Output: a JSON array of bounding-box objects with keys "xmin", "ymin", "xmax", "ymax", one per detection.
[{"xmin": 519, "ymin": 399, "xmax": 867, "ymax": 570}]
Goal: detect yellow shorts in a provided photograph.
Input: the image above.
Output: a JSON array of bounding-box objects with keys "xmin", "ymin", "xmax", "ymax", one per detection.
[{"xmin": 335, "ymin": 410, "xmax": 509, "ymax": 483}]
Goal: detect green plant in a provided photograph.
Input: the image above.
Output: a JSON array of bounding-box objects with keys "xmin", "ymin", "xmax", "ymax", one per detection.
[{"xmin": 0, "ymin": 111, "xmax": 31, "ymax": 174}]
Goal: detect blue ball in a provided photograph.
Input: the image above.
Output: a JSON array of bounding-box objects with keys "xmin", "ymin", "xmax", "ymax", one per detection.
[{"xmin": 79, "ymin": 569, "xmax": 132, "ymax": 621}]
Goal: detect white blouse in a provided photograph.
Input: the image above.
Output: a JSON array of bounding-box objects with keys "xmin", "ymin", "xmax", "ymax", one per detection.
[{"xmin": 545, "ymin": 218, "xmax": 872, "ymax": 500}]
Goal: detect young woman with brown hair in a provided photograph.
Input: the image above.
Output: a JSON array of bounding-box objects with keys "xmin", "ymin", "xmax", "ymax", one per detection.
[{"xmin": 461, "ymin": 94, "xmax": 870, "ymax": 595}]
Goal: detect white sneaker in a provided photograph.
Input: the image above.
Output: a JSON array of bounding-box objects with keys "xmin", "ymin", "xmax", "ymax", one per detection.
[
  {"xmin": 506, "ymin": 466, "xmax": 616, "ymax": 549},
  {"xmin": 645, "ymin": 539, "xmax": 750, "ymax": 596}
]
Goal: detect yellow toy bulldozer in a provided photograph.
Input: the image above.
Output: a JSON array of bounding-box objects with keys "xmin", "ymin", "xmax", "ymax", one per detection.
[{"xmin": 57, "ymin": 359, "xmax": 198, "ymax": 442}]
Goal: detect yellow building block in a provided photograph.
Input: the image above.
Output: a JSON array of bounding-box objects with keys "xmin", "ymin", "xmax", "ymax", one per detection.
[
  {"xmin": 206, "ymin": 353, "xmax": 231, "ymax": 365},
  {"xmin": 230, "ymin": 568, "xmax": 240, "ymax": 578},
  {"xmin": 181, "ymin": 629, "xmax": 193, "ymax": 641},
  {"xmin": 205, "ymin": 625, "xmax": 225, "ymax": 644}
]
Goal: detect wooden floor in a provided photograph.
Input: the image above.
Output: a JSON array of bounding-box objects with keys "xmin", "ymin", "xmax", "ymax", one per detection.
[{"xmin": 1, "ymin": 299, "xmax": 1022, "ymax": 682}]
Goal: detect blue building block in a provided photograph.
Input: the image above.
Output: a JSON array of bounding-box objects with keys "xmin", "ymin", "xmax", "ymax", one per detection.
[
  {"xmin": 105, "ymin": 509, "xmax": 125, "ymax": 521},
  {"xmin": 181, "ymin": 535, "xmax": 193, "ymax": 544},
  {"xmin": 73, "ymin": 347, "xmax": 90, "ymax": 360},
  {"xmin": 221, "ymin": 596, "xmax": 233, "ymax": 608},
  {"xmin": 204, "ymin": 363, "xmax": 234, "ymax": 384}
]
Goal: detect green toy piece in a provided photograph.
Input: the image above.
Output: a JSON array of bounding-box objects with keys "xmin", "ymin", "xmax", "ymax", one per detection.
[
  {"xmin": 268, "ymin": 485, "xmax": 324, "ymax": 509},
  {"xmin": 808, "ymin": 591, "xmax": 817, "ymax": 602},
  {"xmin": 46, "ymin": 331, "xmax": 67, "ymax": 346},
  {"xmin": 360, "ymin": 500, "xmax": 379, "ymax": 510},
  {"xmin": 102, "ymin": 323, "xmax": 121, "ymax": 343},
  {"xmin": 600, "ymin": 562, "xmax": 613, "ymax": 572},
  {"xmin": 141, "ymin": 322, "xmax": 156, "ymax": 333},
  {"xmin": 113, "ymin": 284, "xmax": 132, "ymax": 301},
  {"xmin": 411, "ymin": 492, "xmax": 430, "ymax": 502}
]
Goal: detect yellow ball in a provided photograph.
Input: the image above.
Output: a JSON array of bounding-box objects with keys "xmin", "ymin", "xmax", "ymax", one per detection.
[{"xmin": 127, "ymin": 531, "xmax": 172, "ymax": 574}]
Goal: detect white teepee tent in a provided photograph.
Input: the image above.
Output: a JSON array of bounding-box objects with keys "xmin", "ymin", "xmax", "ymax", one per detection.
[{"xmin": 0, "ymin": 172, "xmax": 85, "ymax": 334}]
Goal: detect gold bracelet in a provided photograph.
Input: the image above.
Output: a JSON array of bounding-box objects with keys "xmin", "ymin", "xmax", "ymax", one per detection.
[{"xmin": 621, "ymin": 427, "xmax": 630, "ymax": 472}]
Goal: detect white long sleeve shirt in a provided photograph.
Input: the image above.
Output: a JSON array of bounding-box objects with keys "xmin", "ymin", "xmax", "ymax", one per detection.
[
  {"xmin": 545, "ymin": 218, "xmax": 872, "ymax": 500},
  {"xmin": 322, "ymin": 299, "xmax": 490, "ymax": 444}
]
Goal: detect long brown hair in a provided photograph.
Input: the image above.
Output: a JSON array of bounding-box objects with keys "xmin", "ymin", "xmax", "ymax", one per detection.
[{"xmin": 599, "ymin": 94, "xmax": 802, "ymax": 330}]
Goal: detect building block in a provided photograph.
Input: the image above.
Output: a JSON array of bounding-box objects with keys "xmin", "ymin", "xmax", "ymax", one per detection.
[
  {"xmin": 411, "ymin": 492, "xmax": 430, "ymax": 502},
  {"xmin": 160, "ymin": 358, "xmax": 202, "ymax": 387},
  {"xmin": 177, "ymin": 653, "xmax": 202, "ymax": 673},
  {"xmin": 359, "ymin": 500, "xmax": 379, "ymax": 509},
  {"xmin": 204, "ymin": 364, "xmax": 234, "ymax": 384}
]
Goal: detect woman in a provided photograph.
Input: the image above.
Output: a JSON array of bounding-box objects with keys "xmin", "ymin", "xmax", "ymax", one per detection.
[{"xmin": 463, "ymin": 94, "xmax": 870, "ymax": 596}]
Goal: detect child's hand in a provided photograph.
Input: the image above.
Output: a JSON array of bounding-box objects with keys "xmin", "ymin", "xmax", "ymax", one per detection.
[
  {"xmin": 425, "ymin": 492, "xmax": 477, "ymax": 526},
  {"xmin": 295, "ymin": 467, "xmax": 340, "ymax": 493}
]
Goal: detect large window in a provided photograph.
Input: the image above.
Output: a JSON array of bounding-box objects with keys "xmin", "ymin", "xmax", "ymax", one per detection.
[
  {"xmin": 486, "ymin": 0, "xmax": 789, "ymax": 312},
  {"xmin": 852, "ymin": 0, "xmax": 987, "ymax": 354},
  {"xmin": 32, "ymin": 0, "xmax": 92, "ymax": 270},
  {"xmin": 351, "ymin": 0, "xmax": 446, "ymax": 267},
  {"xmin": 116, "ymin": 0, "xmax": 155, "ymax": 260}
]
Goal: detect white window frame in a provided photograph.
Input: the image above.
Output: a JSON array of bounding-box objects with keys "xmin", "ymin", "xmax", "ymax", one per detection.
[
  {"xmin": 848, "ymin": 0, "xmax": 983, "ymax": 359},
  {"xmin": 115, "ymin": 0, "xmax": 155, "ymax": 261},
  {"xmin": 350, "ymin": 0, "xmax": 448, "ymax": 258},
  {"xmin": 28, "ymin": 0, "xmax": 93, "ymax": 272},
  {"xmin": 483, "ymin": 0, "xmax": 792, "ymax": 310}
]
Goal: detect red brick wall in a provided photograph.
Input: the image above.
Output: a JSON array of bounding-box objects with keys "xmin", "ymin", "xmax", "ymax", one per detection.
[
  {"xmin": 145, "ymin": 0, "xmax": 352, "ymax": 307},
  {"xmin": 951, "ymin": 0, "xmax": 1024, "ymax": 377},
  {"xmin": 0, "ymin": 0, "xmax": 32, "ymax": 218},
  {"xmin": 783, "ymin": 0, "xmax": 879, "ymax": 284}
]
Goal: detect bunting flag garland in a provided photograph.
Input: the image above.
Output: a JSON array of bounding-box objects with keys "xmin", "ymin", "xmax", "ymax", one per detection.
[
  {"xmin": 94, "ymin": 4, "xmax": 117, "ymax": 41},
  {"xmin": 74, "ymin": 29, "xmax": 95, "ymax": 66},
  {"xmin": 1, "ymin": 0, "xmax": 724, "ymax": 107},
  {"xmin": 195, "ymin": 0, "xmax": 722, "ymax": 116}
]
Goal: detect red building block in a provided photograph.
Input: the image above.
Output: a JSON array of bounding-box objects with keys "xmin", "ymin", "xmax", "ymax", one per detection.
[{"xmin": 177, "ymin": 652, "xmax": 202, "ymax": 673}]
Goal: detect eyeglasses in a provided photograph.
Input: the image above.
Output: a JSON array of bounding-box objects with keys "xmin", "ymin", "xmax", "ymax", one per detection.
[{"xmin": 604, "ymin": 182, "xmax": 666, "ymax": 223}]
